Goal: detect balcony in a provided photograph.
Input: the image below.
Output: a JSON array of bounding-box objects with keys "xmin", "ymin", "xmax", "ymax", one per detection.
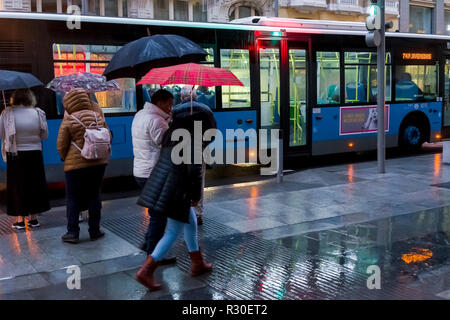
[
  {"xmin": 385, "ymin": 0, "xmax": 399, "ymax": 16},
  {"xmin": 0, "ymin": 0, "xmax": 31, "ymax": 12},
  {"xmin": 286, "ymin": 0, "xmax": 328, "ymax": 12},
  {"xmin": 328, "ymin": 0, "xmax": 364, "ymax": 14}
]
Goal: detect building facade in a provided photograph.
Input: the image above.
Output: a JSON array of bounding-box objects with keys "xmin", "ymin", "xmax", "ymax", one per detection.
[
  {"xmin": 0, "ymin": 0, "xmax": 209, "ymax": 21},
  {"xmin": 0, "ymin": 0, "xmax": 448, "ymax": 35}
]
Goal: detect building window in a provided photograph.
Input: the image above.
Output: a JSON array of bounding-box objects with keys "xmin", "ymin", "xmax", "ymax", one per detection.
[
  {"xmin": 154, "ymin": 0, "xmax": 169, "ymax": 20},
  {"xmin": 446, "ymin": 10, "xmax": 450, "ymax": 35},
  {"xmin": 409, "ymin": 6, "xmax": 432, "ymax": 34},
  {"xmin": 52, "ymin": 44, "xmax": 137, "ymax": 114},
  {"xmin": 174, "ymin": 0, "xmax": 188, "ymax": 21},
  {"xmin": 193, "ymin": 0, "xmax": 207, "ymax": 22},
  {"xmin": 122, "ymin": 0, "xmax": 128, "ymax": 17},
  {"xmin": 229, "ymin": 5, "xmax": 260, "ymax": 21},
  {"xmin": 42, "ymin": 0, "xmax": 57, "ymax": 12},
  {"xmin": 104, "ymin": 0, "xmax": 118, "ymax": 16},
  {"xmin": 87, "ymin": 0, "xmax": 100, "ymax": 15}
]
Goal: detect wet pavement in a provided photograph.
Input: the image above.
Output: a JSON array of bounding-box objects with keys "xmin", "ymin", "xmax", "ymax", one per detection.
[{"xmin": 0, "ymin": 151, "xmax": 449, "ymax": 300}]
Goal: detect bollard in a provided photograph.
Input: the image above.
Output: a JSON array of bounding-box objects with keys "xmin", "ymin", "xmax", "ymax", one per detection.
[
  {"xmin": 443, "ymin": 139, "xmax": 450, "ymax": 164},
  {"xmin": 277, "ymin": 129, "xmax": 283, "ymax": 183}
]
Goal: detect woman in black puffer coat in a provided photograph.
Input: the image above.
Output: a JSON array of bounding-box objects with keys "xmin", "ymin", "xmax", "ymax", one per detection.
[{"xmin": 135, "ymin": 104, "xmax": 216, "ymax": 291}]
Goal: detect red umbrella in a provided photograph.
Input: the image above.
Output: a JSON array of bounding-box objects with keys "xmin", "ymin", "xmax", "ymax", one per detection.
[{"xmin": 137, "ymin": 63, "xmax": 244, "ymax": 87}]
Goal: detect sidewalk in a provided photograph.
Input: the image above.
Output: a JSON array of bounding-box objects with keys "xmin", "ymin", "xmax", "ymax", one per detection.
[{"xmin": 0, "ymin": 152, "xmax": 449, "ymax": 299}]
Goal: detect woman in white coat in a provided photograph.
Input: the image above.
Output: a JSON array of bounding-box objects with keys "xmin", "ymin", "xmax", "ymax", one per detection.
[{"xmin": 131, "ymin": 89, "xmax": 177, "ymax": 263}]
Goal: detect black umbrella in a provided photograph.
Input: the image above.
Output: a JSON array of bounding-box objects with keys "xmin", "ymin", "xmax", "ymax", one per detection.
[
  {"xmin": 173, "ymin": 102, "xmax": 217, "ymax": 133},
  {"xmin": 0, "ymin": 70, "xmax": 43, "ymax": 91},
  {"xmin": 103, "ymin": 34, "xmax": 207, "ymax": 81},
  {"xmin": 0, "ymin": 70, "xmax": 43, "ymax": 107}
]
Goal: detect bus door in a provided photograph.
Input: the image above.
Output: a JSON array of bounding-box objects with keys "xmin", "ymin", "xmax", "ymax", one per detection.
[
  {"xmin": 443, "ymin": 56, "xmax": 450, "ymax": 137},
  {"xmin": 258, "ymin": 39, "xmax": 282, "ymax": 153},
  {"xmin": 286, "ymin": 42, "xmax": 309, "ymax": 152},
  {"xmin": 258, "ymin": 39, "xmax": 310, "ymax": 154}
]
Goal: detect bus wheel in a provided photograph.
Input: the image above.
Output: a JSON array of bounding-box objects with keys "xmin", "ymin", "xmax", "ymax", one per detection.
[{"xmin": 400, "ymin": 122, "xmax": 424, "ymax": 151}]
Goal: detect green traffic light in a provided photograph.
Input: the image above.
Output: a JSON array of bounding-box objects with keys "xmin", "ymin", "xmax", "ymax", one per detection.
[{"xmin": 369, "ymin": 4, "xmax": 378, "ymax": 16}]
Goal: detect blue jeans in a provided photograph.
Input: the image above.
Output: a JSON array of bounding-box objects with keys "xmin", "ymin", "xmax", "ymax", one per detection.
[
  {"xmin": 135, "ymin": 177, "xmax": 168, "ymax": 255},
  {"xmin": 65, "ymin": 165, "xmax": 106, "ymax": 236},
  {"xmin": 151, "ymin": 208, "xmax": 199, "ymax": 261}
]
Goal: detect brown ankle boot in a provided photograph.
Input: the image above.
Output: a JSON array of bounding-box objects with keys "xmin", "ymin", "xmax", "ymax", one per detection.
[
  {"xmin": 135, "ymin": 255, "xmax": 162, "ymax": 291},
  {"xmin": 189, "ymin": 250, "xmax": 213, "ymax": 276}
]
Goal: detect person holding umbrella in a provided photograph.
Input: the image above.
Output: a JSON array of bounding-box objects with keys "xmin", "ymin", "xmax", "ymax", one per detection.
[
  {"xmin": 135, "ymin": 103, "xmax": 216, "ymax": 291},
  {"xmin": 0, "ymin": 88, "xmax": 50, "ymax": 229},
  {"xmin": 136, "ymin": 62, "xmax": 244, "ymax": 231},
  {"xmin": 132, "ymin": 88, "xmax": 177, "ymax": 264},
  {"xmin": 176, "ymin": 86, "xmax": 209, "ymax": 226}
]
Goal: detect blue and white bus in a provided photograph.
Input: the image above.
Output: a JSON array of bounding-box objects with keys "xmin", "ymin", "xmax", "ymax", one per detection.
[{"xmin": 0, "ymin": 12, "xmax": 449, "ymax": 183}]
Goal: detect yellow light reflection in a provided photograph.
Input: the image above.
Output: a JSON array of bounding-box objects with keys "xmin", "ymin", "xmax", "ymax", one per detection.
[
  {"xmin": 24, "ymin": 229, "xmax": 40, "ymax": 258},
  {"xmin": 348, "ymin": 164, "xmax": 354, "ymax": 183},
  {"xmin": 250, "ymin": 186, "xmax": 259, "ymax": 198},
  {"xmin": 11, "ymin": 231, "xmax": 21, "ymax": 255},
  {"xmin": 434, "ymin": 153, "xmax": 441, "ymax": 178},
  {"xmin": 401, "ymin": 248, "xmax": 432, "ymax": 264},
  {"xmin": 248, "ymin": 198, "xmax": 257, "ymax": 219}
]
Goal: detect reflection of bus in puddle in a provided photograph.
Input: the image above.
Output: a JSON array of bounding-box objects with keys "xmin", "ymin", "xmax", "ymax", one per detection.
[{"xmin": 281, "ymin": 207, "xmax": 449, "ymax": 286}]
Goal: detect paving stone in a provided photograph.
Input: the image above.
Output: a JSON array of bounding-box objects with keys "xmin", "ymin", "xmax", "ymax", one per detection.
[{"xmin": 0, "ymin": 273, "xmax": 50, "ymax": 295}]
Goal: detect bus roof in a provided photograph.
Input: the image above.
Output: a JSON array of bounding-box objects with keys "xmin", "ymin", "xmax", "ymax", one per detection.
[{"xmin": 1, "ymin": 11, "xmax": 450, "ymax": 42}]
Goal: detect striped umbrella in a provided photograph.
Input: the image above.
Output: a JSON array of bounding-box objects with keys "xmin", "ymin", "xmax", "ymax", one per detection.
[
  {"xmin": 137, "ymin": 63, "xmax": 243, "ymax": 114},
  {"xmin": 137, "ymin": 63, "xmax": 244, "ymax": 87}
]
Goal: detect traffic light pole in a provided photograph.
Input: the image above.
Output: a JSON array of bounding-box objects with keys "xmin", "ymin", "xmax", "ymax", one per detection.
[{"xmin": 377, "ymin": 0, "xmax": 386, "ymax": 174}]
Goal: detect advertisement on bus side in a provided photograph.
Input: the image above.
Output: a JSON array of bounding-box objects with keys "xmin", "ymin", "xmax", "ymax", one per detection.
[{"xmin": 340, "ymin": 105, "xmax": 390, "ymax": 135}]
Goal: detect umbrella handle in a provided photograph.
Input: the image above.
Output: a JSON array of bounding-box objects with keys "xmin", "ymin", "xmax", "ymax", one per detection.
[
  {"xmin": 190, "ymin": 85, "xmax": 195, "ymax": 115},
  {"xmin": 2, "ymin": 90, "xmax": 6, "ymax": 109}
]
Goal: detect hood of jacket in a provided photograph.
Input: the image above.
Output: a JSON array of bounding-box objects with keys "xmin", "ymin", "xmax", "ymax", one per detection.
[
  {"xmin": 63, "ymin": 89, "xmax": 98, "ymax": 115},
  {"xmin": 144, "ymin": 102, "xmax": 171, "ymax": 120}
]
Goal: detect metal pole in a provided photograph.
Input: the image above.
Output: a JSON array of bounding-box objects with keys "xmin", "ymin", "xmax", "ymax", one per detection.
[
  {"xmin": 277, "ymin": 129, "xmax": 283, "ymax": 183},
  {"xmin": 377, "ymin": 0, "xmax": 386, "ymax": 174},
  {"xmin": 274, "ymin": 0, "xmax": 279, "ymax": 17}
]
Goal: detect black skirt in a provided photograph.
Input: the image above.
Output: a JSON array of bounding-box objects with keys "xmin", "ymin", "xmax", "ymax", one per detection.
[{"xmin": 6, "ymin": 150, "xmax": 50, "ymax": 217}]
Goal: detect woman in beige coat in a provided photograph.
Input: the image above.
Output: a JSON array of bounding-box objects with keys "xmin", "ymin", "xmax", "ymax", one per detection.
[{"xmin": 57, "ymin": 89, "xmax": 110, "ymax": 243}]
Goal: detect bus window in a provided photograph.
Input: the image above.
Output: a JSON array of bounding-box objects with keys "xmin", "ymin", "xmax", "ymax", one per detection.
[
  {"xmin": 316, "ymin": 52, "xmax": 340, "ymax": 105},
  {"xmin": 289, "ymin": 49, "xmax": 307, "ymax": 147},
  {"xmin": 445, "ymin": 59, "xmax": 450, "ymax": 127},
  {"xmin": 220, "ymin": 49, "xmax": 251, "ymax": 108},
  {"xmin": 141, "ymin": 48, "xmax": 216, "ymax": 109},
  {"xmin": 344, "ymin": 52, "xmax": 391, "ymax": 104},
  {"xmin": 52, "ymin": 44, "xmax": 137, "ymax": 114},
  {"xmin": 395, "ymin": 64, "xmax": 437, "ymax": 101},
  {"xmin": 260, "ymin": 48, "xmax": 280, "ymax": 132}
]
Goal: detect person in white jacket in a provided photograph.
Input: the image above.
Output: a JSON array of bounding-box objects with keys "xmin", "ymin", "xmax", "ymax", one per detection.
[{"xmin": 132, "ymin": 89, "xmax": 176, "ymax": 264}]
